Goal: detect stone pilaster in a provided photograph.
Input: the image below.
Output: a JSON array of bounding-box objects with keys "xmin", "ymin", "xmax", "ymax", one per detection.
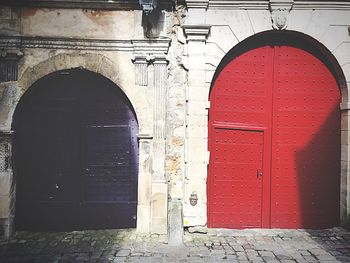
[
  {"xmin": 136, "ymin": 134, "xmax": 153, "ymax": 233},
  {"xmin": 132, "ymin": 39, "xmax": 170, "ymax": 234},
  {"xmin": 0, "ymin": 130, "xmax": 14, "ymax": 239},
  {"xmin": 132, "ymin": 54, "xmax": 149, "ymax": 86},
  {"xmin": 150, "ymin": 54, "xmax": 168, "ymax": 234},
  {"xmin": 182, "ymin": 24, "xmax": 210, "ymax": 227},
  {"xmin": 152, "ymin": 54, "xmax": 167, "ymax": 182},
  {"xmin": 340, "ymin": 87, "xmax": 350, "ymax": 229},
  {"xmin": 0, "ymin": 48, "xmax": 23, "ymax": 82}
]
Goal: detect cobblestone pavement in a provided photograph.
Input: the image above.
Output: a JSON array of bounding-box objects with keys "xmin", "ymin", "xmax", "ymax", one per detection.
[{"xmin": 0, "ymin": 227, "xmax": 349, "ymax": 262}]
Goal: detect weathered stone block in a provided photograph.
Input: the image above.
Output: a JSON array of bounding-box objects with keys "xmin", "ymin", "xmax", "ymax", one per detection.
[
  {"xmin": 341, "ymin": 131, "xmax": 350, "ymax": 146},
  {"xmin": 333, "ymin": 42, "xmax": 350, "ymax": 67},
  {"xmin": 188, "ymin": 70, "xmax": 206, "ymax": 87},
  {"xmin": 186, "ymin": 124, "xmax": 207, "ymax": 139},
  {"xmin": 0, "ymin": 195, "xmax": 10, "ymax": 218},
  {"xmin": 0, "ymin": 172, "xmax": 11, "ymax": 196},
  {"xmin": 186, "ymin": 137, "xmax": 208, "ymax": 161},
  {"xmin": 341, "ymin": 112, "xmax": 349, "ymax": 131},
  {"xmin": 187, "ymin": 85, "xmax": 210, "ymax": 101},
  {"xmin": 208, "ymin": 26, "xmax": 238, "ymax": 53},
  {"xmin": 138, "ymin": 172, "xmax": 151, "ymax": 206},
  {"xmin": 137, "ymin": 204, "xmax": 151, "ymax": 233},
  {"xmin": 150, "ymin": 183, "xmax": 167, "ymax": 234},
  {"xmin": 168, "ymin": 199, "xmax": 183, "ymax": 245},
  {"xmin": 341, "ymin": 145, "xmax": 349, "ymax": 162},
  {"xmin": 288, "ymin": 10, "xmax": 314, "ymax": 33},
  {"xmin": 186, "ymin": 101, "xmax": 209, "ymax": 116}
]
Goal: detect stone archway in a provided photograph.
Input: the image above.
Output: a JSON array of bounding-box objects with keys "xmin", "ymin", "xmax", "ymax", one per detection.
[
  {"xmin": 208, "ymin": 40, "xmax": 341, "ymax": 229},
  {"xmin": 14, "ymin": 68, "xmax": 139, "ymax": 231},
  {"xmin": 206, "ymin": 31, "xmax": 347, "ymax": 228},
  {"xmin": 0, "ymin": 53, "xmax": 156, "ymax": 236}
]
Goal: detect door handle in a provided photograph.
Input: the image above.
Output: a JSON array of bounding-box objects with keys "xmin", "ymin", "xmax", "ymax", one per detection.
[{"xmin": 257, "ymin": 169, "xmax": 263, "ymax": 178}]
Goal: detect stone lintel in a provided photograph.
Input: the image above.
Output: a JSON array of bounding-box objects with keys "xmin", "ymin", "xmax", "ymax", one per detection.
[{"xmin": 183, "ymin": 25, "xmax": 211, "ymax": 42}]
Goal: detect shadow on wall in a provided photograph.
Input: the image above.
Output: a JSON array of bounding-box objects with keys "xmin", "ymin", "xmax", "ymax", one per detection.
[
  {"xmin": 295, "ymin": 106, "xmax": 340, "ymax": 228},
  {"xmin": 271, "ymin": 105, "xmax": 341, "ymax": 229}
]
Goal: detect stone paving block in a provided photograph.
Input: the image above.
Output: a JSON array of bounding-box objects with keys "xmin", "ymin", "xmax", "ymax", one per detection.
[
  {"xmin": 0, "ymin": 228, "xmax": 350, "ymax": 262},
  {"xmin": 231, "ymin": 244, "xmax": 245, "ymax": 252},
  {"xmin": 115, "ymin": 249, "xmax": 131, "ymax": 257},
  {"xmin": 302, "ymin": 255, "xmax": 318, "ymax": 262}
]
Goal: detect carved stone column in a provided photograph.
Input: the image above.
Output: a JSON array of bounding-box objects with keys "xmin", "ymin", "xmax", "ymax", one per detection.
[{"xmin": 0, "ymin": 130, "xmax": 14, "ymax": 239}]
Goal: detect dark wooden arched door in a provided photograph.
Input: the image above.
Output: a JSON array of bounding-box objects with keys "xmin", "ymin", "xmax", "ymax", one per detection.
[
  {"xmin": 14, "ymin": 69, "xmax": 138, "ymax": 231},
  {"xmin": 208, "ymin": 44, "xmax": 340, "ymax": 229}
]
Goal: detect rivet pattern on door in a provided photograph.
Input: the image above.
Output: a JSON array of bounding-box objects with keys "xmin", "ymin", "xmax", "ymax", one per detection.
[{"xmin": 208, "ymin": 45, "xmax": 340, "ymax": 229}]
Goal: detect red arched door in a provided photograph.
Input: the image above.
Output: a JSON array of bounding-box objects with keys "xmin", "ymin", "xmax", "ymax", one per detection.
[{"xmin": 208, "ymin": 45, "xmax": 340, "ymax": 229}]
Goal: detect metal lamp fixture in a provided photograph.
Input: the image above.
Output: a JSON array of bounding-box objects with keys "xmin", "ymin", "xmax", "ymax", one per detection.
[{"xmin": 139, "ymin": 0, "xmax": 158, "ymax": 14}]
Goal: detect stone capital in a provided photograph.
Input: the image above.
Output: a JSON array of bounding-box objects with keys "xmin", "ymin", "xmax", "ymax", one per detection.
[
  {"xmin": 151, "ymin": 54, "xmax": 168, "ymax": 65},
  {"xmin": 131, "ymin": 54, "xmax": 150, "ymax": 64},
  {"xmin": 132, "ymin": 39, "xmax": 171, "ymax": 56},
  {"xmin": 183, "ymin": 25, "xmax": 211, "ymax": 42},
  {"xmin": 186, "ymin": 0, "xmax": 209, "ymax": 9}
]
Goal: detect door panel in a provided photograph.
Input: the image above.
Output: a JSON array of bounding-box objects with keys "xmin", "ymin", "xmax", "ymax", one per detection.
[
  {"xmin": 208, "ymin": 127, "xmax": 264, "ymax": 228},
  {"xmin": 208, "ymin": 44, "xmax": 340, "ymax": 229},
  {"xmin": 81, "ymin": 125, "xmax": 137, "ymax": 228},
  {"xmin": 14, "ymin": 69, "xmax": 138, "ymax": 231},
  {"xmin": 271, "ymin": 46, "xmax": 340, "ymax": 228}
]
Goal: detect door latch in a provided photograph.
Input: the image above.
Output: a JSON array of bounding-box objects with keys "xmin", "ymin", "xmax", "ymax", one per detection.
[{"xmin": 257, "ymin": 169, "xmax": 263, "ymax": 178}]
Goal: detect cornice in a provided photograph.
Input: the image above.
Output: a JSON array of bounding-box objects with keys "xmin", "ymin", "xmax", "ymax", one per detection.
[
  {"xmin": 293, "ymin": 1, "xmax": 350, "ymax": 10},
  {"xmin": 0, "ymin": 36, "xmax": 171, "ymax": 54},
  {"xmin": 0, "ymin": 0, "xmax": 174, "ymax": 10},
  {"xmin": 188, "ymin": 0, "xmax": 350, "ymax": 10},
  {"xmin": 0, "ymin": 36, "xmax": 134, "ymax": 51}
]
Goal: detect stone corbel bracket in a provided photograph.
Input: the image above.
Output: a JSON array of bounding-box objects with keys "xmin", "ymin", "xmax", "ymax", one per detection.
[
  {"xmin": 269, "ymin": 0, "xmax": 294, "ymax": 30},
  {"xmin": 183, "ymin": 24, "xmax": 211, "ymax": 42}
]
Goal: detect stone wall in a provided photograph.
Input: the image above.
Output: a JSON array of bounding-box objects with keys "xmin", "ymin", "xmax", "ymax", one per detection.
[
  {"xmin": 0, "ymin": 0, "xmax": 350, "ymax": 239},
  {"xmin": 0, "ymin": 5, "xmax": 173, "ymax": 238},
  {"xmin": 181, "ymin": 0, "xmax": 350, "ymax": 228}
]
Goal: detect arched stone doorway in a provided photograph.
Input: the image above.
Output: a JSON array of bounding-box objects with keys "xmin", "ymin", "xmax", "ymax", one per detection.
[
  {"xmin": 207, "ymin": 32, "xmax": 342, "ymax": 229},
  {"xmin": 13, "ymin": 68, "xmax": 139, "ymax": 231}
]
